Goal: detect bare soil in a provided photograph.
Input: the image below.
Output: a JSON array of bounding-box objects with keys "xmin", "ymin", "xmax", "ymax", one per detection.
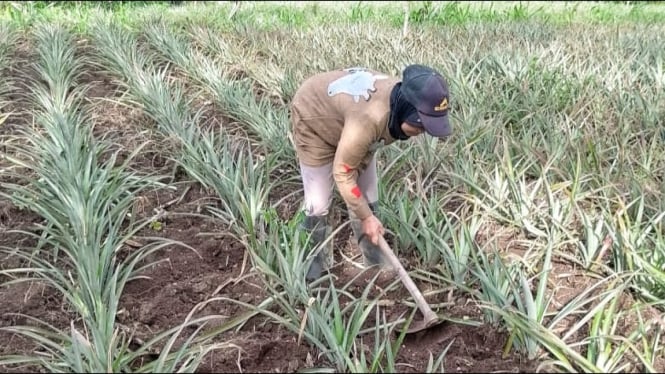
[
  {"xmin": 0, "ymin": 39, "xmax": 544, "ymax": 373},
  {"xmin": 0, "ymin": 189, "xmax": 540, "ymax": 373}
]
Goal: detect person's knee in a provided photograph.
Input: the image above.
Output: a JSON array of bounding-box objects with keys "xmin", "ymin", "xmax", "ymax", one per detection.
[
  {"xmin": 305, "ymin": 204, "xmax": 329, "ymax": 217},
  {"xmin": 304, "ymin": 194, "xmax": 332, "ymax": 216}
]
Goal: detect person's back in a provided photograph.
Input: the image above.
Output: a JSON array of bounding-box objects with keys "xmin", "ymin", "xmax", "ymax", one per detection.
[{"xmin": 291, "ymin": 67, "xmax": 400, "ymax": 167}]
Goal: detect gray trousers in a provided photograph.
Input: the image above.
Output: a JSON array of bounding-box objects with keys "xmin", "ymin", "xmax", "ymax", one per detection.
[{"xmin": 299, "ymin": 155, "xmax": 378, "ymax": 217}]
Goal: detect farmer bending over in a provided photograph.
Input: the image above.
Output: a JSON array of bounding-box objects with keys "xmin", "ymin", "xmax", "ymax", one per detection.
[{"xmin": 290, "ymin": 64, "xmax": 452, "ymax": 281}]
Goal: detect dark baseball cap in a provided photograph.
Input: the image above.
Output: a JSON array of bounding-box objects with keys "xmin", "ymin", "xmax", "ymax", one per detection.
[{"xmin": 400, "ymin": 64, "xmax": 452, "ymax": 137}]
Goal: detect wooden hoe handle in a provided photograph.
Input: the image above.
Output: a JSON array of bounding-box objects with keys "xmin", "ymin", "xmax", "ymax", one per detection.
[{"xmin": 377, "ymin": 236, "xmax": 439, "ymax": 327}]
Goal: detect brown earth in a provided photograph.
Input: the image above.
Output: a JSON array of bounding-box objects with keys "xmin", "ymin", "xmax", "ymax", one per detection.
[
  {"xmin": 0, "ymin": 188, "xmax": 540, "ymax": 373},
  {"xmin": 0, "ymin": 38, "xmax": 544, "ymax": 373}
]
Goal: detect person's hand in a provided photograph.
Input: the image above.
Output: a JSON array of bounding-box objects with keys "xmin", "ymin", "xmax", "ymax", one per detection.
[{"xmin": 361, "ymin": 214, "xmax": 385, "ymax": 246}]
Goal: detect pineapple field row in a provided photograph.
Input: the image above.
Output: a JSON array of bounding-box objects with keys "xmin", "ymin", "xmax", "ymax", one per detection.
[{"xmin": 1, "ymin": 1, "xmax": 664, "ymax": 372}]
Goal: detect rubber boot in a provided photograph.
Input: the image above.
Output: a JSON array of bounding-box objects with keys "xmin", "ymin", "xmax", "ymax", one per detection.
[
  {"xmin": 349, "ymin": 202, "xmax": 390, "ymax": 269},
  {"xmin": 301, "ymin": 214, "xmax": 333, "ymax": 282}
]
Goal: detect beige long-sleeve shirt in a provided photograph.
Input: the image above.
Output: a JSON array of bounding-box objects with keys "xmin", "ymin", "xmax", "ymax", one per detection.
[{"xmin": 290, "ymin": 68, "xmax": 399, "ymax": 220}]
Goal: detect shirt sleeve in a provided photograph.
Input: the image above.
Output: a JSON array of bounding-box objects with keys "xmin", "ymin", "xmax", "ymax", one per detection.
[{"xmin": 332, "ymin": 119, "xmax": 377, "ymax": 221}]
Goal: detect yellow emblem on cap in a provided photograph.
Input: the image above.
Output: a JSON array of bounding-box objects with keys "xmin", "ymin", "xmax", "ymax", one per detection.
[{"xmin": 435, "ymin": 97, "xmax": 448, "ymax": 111}]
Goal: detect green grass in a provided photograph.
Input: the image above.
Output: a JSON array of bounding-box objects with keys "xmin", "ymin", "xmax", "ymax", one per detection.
[
  {"xmin": 2, "ymin": 1, "xmax": 665, "ymax": 33},
  {"xmin": 1, "ymin": 1, "xmax": 664, "ymax": 373}
]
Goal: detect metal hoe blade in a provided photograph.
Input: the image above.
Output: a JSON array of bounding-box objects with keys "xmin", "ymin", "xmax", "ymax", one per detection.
[{"xmin": 377, "ymin": 236, "xmax": 445, "ymax": 334}]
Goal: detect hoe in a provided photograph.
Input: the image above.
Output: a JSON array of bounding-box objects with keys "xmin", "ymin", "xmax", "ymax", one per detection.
[{"xmin": 377, "ymin": 236, "xmax": 446, "ymax": 334}]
